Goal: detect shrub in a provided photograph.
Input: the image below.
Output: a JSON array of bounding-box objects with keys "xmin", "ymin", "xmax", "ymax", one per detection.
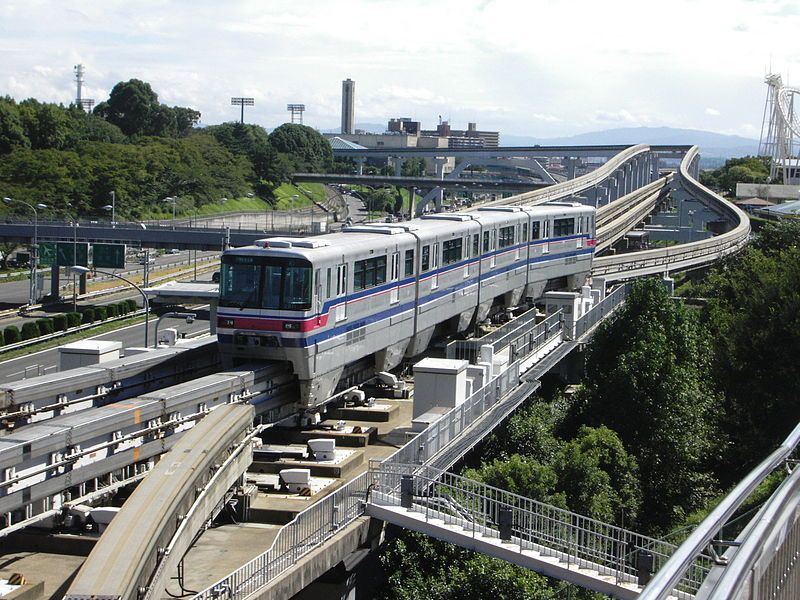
[
  {"xmin": 66, "ymin": 312, "xmax": 82, "ymax": 328},
  {"xmin": 35, "ymin": 318, "xmax": 54, "ymax": 335},
  {"xmin": 108, "ymin": 304, "xmax": 119, "ymax": 318},
  {"xmin": 116, "ymin": 301, "xmax": 129, "ymax": 315},
  {"xmin": 81, "ymin": 308, "xmax": 95, "ymax": 324},
  {"xmin": 4, "ymin": 326, "xmax": 20, "ymax": 345},
  {"xmin": 126, "ymin": 299, "xmax": 138, "ymax": 312},
  {"xmin": 21, "ymin": 322, "xmax": 40, "ymax": 340},
  {"xmin": 52, "ymin": 314, "xmax": 67, "ymax": 331},
  {"xmin": 95, "ymin": 306, "xmax": 108, "ymax": 321}
]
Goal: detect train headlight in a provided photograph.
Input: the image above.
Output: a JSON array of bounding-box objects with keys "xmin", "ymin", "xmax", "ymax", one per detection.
[
  {"xmin": 282, "ymin": 322, "xmax": 301, "ymax": 331},
  {"xmin": 218, "ymin": 317, "xmax": 235, "ymax": 328}
]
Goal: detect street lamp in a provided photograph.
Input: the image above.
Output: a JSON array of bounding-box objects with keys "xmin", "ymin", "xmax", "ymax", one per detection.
[
  {"xmin": 104, "ymin": 191, "xmax": 116, "ymax": 227},
  {"xmin": 70, "ymin": 265, "xmax": 150, "ymax": 348},
  {"xmin": 154, "ymin": 311, "xmax": 196, "ymax": 348},
  {"xmin": 3, "ymin": 197, "xmax": 46, "ymax": 305},
  {"xmin": 163, "ymin": 196, "xmax": 177, "ymax": 229}
]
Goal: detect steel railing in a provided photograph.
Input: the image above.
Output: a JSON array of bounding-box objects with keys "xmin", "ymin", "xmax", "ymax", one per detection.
[
  {"xmin": 573, "ymin": 283, "xmax": 630, "ymax": 340},
  {"xmin": 639, "ymin": 422, "xmax": 800, "ymax": 600},
  {"xmin": 446, "ymin": 310, "xmax": 562, "ymax": 364},
  {"xmin": 370, "ymin": 464, "xmax": 711, "ymax": 594}
]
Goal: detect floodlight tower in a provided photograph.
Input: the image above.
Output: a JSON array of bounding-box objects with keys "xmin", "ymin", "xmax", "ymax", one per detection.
[
  {"xmin": 231, "ymin": 97, "xmax": 255, "ymax": 123},
  {"xmin": 287, "ymin": 104, "xmax": 306, "ymax": 124},
  {"xmin": 73, "ymin": 64, "xmax": 95, "ymax": 111}
]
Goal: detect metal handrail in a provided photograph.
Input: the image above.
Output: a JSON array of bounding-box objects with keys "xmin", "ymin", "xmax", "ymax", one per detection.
[
  {"xmin": 370, "ymin": 464, "xmax": 709, "ymax": 591},
  {"xmin": 639, "ymin": 422, "xmax": 800, "ymax": 600}
]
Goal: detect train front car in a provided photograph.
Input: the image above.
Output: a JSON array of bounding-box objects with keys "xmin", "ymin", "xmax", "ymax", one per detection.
[{"xmin": 216, "ymin": 239, "xmax": 324, "ymax": 404}]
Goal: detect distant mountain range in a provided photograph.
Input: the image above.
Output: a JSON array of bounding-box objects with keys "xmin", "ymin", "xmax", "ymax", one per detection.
[{"xmin": 501, "ymin": 127, "xmax": 759, "ymax": 160}]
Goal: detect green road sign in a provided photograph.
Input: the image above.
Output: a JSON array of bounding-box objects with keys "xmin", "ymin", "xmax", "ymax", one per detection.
[
  {"xmin": 93, "ymin": 243, "xmax": 126, "ymax": 269},
  {"xmin": 39, "ymin": 243, "xmax": 56, "ymax": 267},
  {"xmin": 56, "ymin": 242, "xmax": 89, "ymax": 267}
]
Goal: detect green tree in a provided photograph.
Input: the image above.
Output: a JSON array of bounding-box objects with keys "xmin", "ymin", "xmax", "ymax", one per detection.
[
  {"xmin": 268, "ymin": 123, "xmax": 333, "ymax": 172},
  {"xmin": 0, "ymin": 97, "xmax": 30, "ymax": 154},
  {"xmin": 569, "ymin": 278, "xmax": 720, "ymax": 532},
  {"xmin": 94, "ymin": 79, "xmax": 160, "ymax": 136},
  {"xmin": 94, "ymin": 79, "xmax": 200, "ymax": 138},
  {"xmin": 552, "ymin": 426, "xmax": 642, "ymax": 524},
  {"xmin": 379, "ymin": 530, "xmax": 559, "ymax": 600},
  {"xmin": 700, "ymin": 222, "xmax": 800, "ymax": 479},
  {"xmin": 18, "ymin": 99, "xmax": 75, "ymax": 150},
  {"xmin": 464, "ymin": 454, "xmax": 564, "ymax": 507},
  {"xmin": 700, "ymin": 156, "xmax": 770, "ymax": 195}
]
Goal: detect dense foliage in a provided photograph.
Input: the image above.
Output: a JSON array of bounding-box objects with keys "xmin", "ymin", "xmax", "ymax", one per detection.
[
  {"xmin": 699, "ymin": 156, "xmax": 770, "ymax": 195},
  {"xmin": 698, "ymin": 220, "xmax": 800, "ymax": 479},
  {"xmin": 567, "ymin": 278, "xmax": 721, "ymax": 532},
  {"xmin": 0, "ymin": 82, "xmax": 333, "ymax": 219}
]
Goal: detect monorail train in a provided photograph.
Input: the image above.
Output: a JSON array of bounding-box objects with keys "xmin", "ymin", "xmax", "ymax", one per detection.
[{"xmin": 216, "ymin": 203, "xmax": 596, "ymax": 409}]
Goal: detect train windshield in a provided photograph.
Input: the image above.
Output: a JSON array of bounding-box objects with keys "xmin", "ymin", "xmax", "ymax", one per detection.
[{"xmin": 219, "ymin": 255, "xmax": 313, "ymax": 310}]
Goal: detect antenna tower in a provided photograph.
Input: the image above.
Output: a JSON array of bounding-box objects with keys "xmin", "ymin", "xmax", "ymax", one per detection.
[{"xmin": 73, "ymin": 64, "xmax": 95, "ymax": 111}]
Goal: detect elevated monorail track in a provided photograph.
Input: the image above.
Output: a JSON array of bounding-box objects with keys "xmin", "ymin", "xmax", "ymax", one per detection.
[
  {"xmin": 592, "ymin": 146, "xmax": 750, "ymax": 280},
  {"xmin": 64, "ymin": 403, "xmax": 256, "ymax": 600}
]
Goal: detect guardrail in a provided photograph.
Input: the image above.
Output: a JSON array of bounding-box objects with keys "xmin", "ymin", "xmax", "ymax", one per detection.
[
  {"xmin": 639, "ymin": 422, "xmax": 800, "ymax": 600},
  {"xmin": 592, "ymin": 146, "xmax": 751, "ymax": 281},
  {"xmin": 370, "ymin": 464, "xmax": 710, "ymax": 595},
  {"xmin": 446, "ymin": 310, "xmax": 562, "ymax": 363},
  {"xmin": 573, "ymin": 283, "xmax": 629, "ymax": 340}
]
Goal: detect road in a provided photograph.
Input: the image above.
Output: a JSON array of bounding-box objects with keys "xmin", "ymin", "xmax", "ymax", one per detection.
[
  {"xmin": 0, "ymin": 250, "xmax": 219, "ymax": 307},
  {"xmin": 0, "ymin": 307, "xmax": 212, "ymax": 382}
]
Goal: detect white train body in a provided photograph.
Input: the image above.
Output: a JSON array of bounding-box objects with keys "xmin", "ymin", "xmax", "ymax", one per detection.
[{"xmin": 216, "ymin": 204, "xmax": 596, "ymax": 407}]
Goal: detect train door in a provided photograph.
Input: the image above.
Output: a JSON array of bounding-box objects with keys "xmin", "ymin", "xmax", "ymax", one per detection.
[
  {"xmin": 464, "ymin": 234, "xmax": 471, "ymax": 278},
  {"xmin": 576, "ymin": 216, "xmax": 584, "ymax": 248},
  {"xmin": 335, "ymin": 263, "xmax": 348, "ymax": 322},
  {"xmin": 390, "ymin": 251, "xmax": 400, "ymax": 304},
  {"xmin": 431, "ymin": 242, "xmax": 439, "ymax": 289},
  {"xmin": 490, "ymin": 229, "xmax": 497, "ymax": 268}
]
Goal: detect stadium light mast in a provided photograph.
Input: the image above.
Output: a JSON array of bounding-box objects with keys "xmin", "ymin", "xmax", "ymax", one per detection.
[
  {"xmin": 287, "ymin": 104, "xmax": 306, "ymax": 124},
  {"xmin": 231, "ymin": 97, "xmax": 255, "ymax": 124}
]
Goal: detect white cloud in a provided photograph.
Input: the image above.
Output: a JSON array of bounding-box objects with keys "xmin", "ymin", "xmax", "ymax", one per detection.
[{"xmin": 0, "ymin": 0, "xmax": 795, "ymax": 138}]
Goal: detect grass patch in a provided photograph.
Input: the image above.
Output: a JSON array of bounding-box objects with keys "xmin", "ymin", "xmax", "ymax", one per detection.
[{"xmin": 273, "ymin": 183, "xmax": 327, "ymax": 209}]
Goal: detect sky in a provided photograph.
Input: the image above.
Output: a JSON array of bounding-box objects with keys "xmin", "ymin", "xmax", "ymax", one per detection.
[{"xmin": 1, "ymin": 0, "xmax": 798, "ymax": 140}]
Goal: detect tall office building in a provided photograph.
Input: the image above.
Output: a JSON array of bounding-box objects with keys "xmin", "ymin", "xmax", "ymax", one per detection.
[{"xmin": 341, "ymin": 78, "xmax": 355, "ymax": 134}]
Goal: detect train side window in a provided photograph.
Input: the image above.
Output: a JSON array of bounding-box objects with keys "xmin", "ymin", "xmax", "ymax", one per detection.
[
  {"xmin": 482, "ymin": 231, "xmax": 490, "ymax": 253},
  {"xmin": 531, "ymin": 221, "xmax": 541, "ymax": 240},
  {"xmin": 472, "ymin": 234, "xmax": 479, "ymax": 257},
  {"xmin": 421, "ymin": 245, "xmax": 430, "ymax": 271},
  {"xmin": 498, "ymin": 226, "xmax": 514, "ymax": 248},
  {"xmin": 354, "ymin": 256, "xmax": 387, "ymax": 291},
  {"xmin": 522, "ymin": 222, "xmax": 528, "ymax": 243},
  {"xmin": 391, "ymin": 252, "xmax": 399, "ymax": 281},
  {"xmin": 442, "ymin": 238, "xmax": 462, "ymax": 265},
  {"xmin": 554, "ymin": 218, "xmax": 575, "ymax": 237},
  {"xmin": 404, "ymin": 249, "xmax": 414, "ymax": 276}
]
